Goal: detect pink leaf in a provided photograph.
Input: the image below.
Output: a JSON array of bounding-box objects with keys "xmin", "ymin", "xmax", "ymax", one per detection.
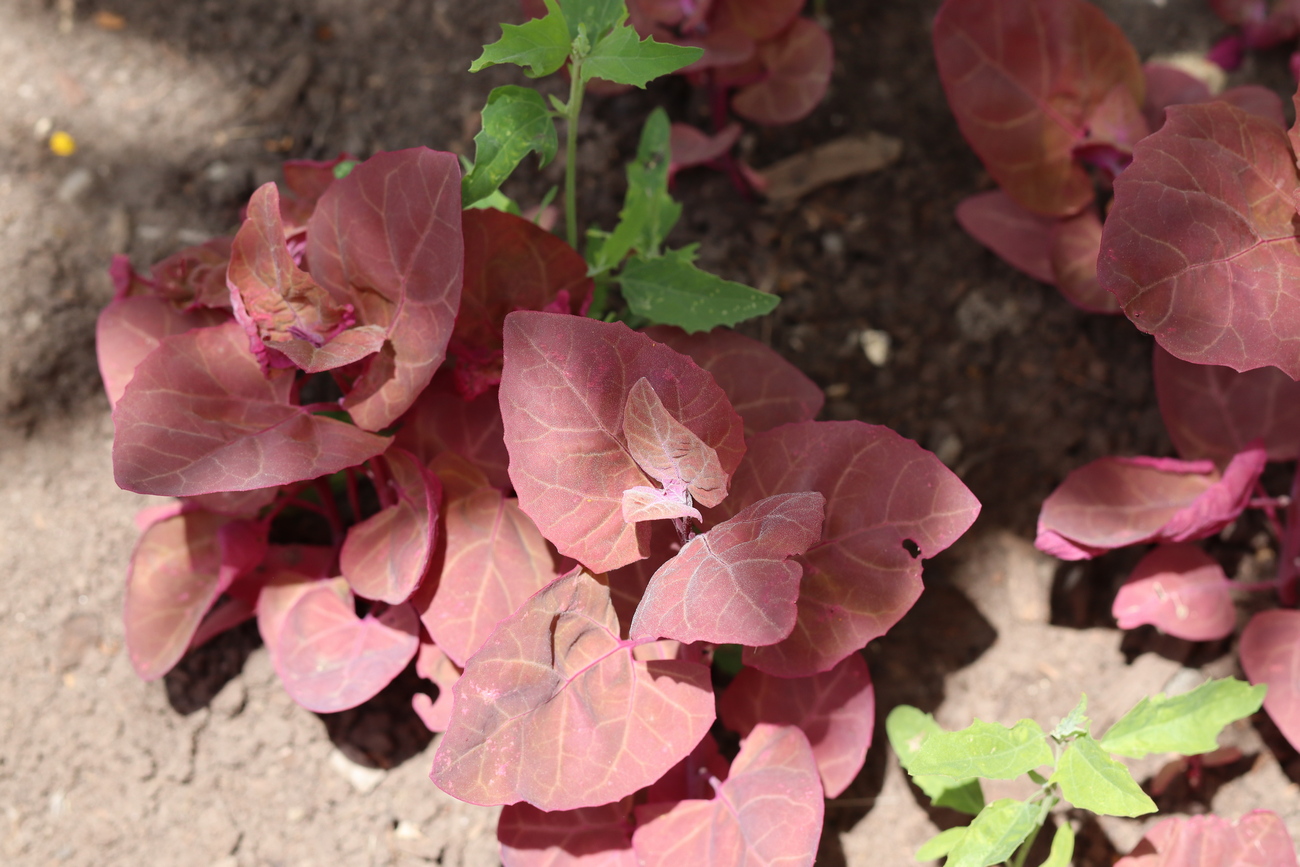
[
  {"xmin": 419, "ymin": 454, "xmax": 560, "ymax": 667},
  {"xmin": 279, "ymin": 155, "xmax": 350, "ymax": 235},
  {"xmin": 1240, "ymin": 610, "xmax": 1300, "ymax": 751},
  {"xmin": 629, "ymin": 492, "xmax": 825, "ymax": 646},
  {"xmin": 274, "ymin": 587, "xmax": 420, "ymax": 713},
  {"xmin": 499, "ymin": 312, "xmax": 745, "ymax": 573},
  {"xmin": 96, "ymin": 295, "xmax": 228, "ymax": 409},
  {"xmin": 955, "ymin": 190, "xmax": 1057, "ymax": 284},
  {"xmin": 393, "ymin": 370, "xmax": 512, "ymax": 490},
  {"xmin": 713, "ymin": 0, "xmax": 804, "ymax": 42},
  {"xmin": 643, "ymin": 326, "xmax": 824, "ymax": 437},
  {"xmin": 621, "ymin": 486, "xmax": 702, "ymax": 524},
  {"xmin": 412, "ymin": 636, "xmax": 460, "ymax": 733},
  {"xmin": 498, "ymin": 800, "xmax": 636, "ymax": 867},
  {"xmin": 339, "ymin": 448, "xmax": 442, "ymax": 603},
  {"xmin": 643, "ymin": 732, "xmax": 731, "ymax": 804},
  {"xmin": 124, "ymin": 511, "xmax": 267, "ymax": 680},
  {"xmin": 1098, "ymin": 100, "xmax": 1300, "ymax": 376},
  {"xmin": 624, "ymin": 377, "xmax": 728, "ymax": 508},
  {"xmin": 1035, "ymin": 449, "xmax": 1268, "ymax": 560},
  {"xmin": 1142, "ymin": 62, "xmax": 1212, "ymax": 132},
  {"xmin": 185, "ymin": 487, "xmax": 279, "ymax": 518},
  {"xmin": 730, "ymin": 18, "xmax": 834, "ymax": 126},
  {"xmin": 1112, "ymin": 544, "xmax": 1236, "ymax": 641},
  {"xmin": 453, "ymin": 208, "xmax": 592, "ymax": 397},
  {"xmin": 608, "ymin": 521, "xmax": 680, "ymax": 637},
  {"xmin": 1050, "ymin": 206, "xmax": 1121, "ymax": 313},
  {"xmin": 711, "ymin": 421, "xmax": 980, "ymax": 677},
  {"xmin": 146, "ymin": 237, "xmax": 235, "ymax": 310},
  {"xmin": 718, "ymin": 654, "xmax": 874, "ymax": 798},
  {"xmin": 933, "ymin": 0, "xmax": 1144, "ymax": 216},
  {"xmin": 669, "ymin": 123, "xmax": 743, "ymax": 176},
  {"xmin": 112, "ymin": 320, "xmax": 391, "ymax": 496},
  {"xmin": 631, "ymin": 724, "xmax": 823, "ymax": 867},
  {"xmin": 306, "ymin": 148, "xmax": 464, "ymax": 431},
  {"xmin": 429, "ymin": 568, "xmax": 715, "ymax": 810},
  {"xmin": 1219, "ymin": 85, "xmax": 1286, "ymax": 126},
  {"xmin": 1154, "ymin": 345, "xmax": 1300, "ymax": 464},
  {"xmin": 1116, "ymin": 810, "xmax": 1297, "ymax": 867}
]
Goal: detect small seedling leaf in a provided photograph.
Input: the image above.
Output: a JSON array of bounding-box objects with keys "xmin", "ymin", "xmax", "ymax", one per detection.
[
  {"xmin": 944, "ymin": 798, "xmax": 1039, "ymax": 867},
  {"xmin": 909, "ymin": 718, "xmax": 1054, "ymax": 780},
  {"xmin": 583, "ymin": 24, "xmax": 703, "ymax": 87},
  {"xmin": 619, "ymin": 249, "xmax": 779, "ymax": 333},
  {"xmin": 470, "ymin": 0, "xmax": 571, "ymax": 77},
  {"xmin": 1052, "ymin": 695, "xmax": 1090, "ymax": 741},
  {"xmin": 596, "ymin": 109, "xmax": 679, "ymax": 271},
  {"xmin": 463, "ymin": 86, "xmax": 558, "ymax": 207},
  {"xmin": 1101, "ymin": 677, "xmax": 1265, "ymax": 759},
  {"xmin": 1052, "ymin": 736, "xmax": 1156, "ymax": 817}
]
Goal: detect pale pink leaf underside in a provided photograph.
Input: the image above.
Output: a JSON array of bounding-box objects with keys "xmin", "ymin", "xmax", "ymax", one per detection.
[
  {"xmin": 429, "ymin": 569, "xmax": 715, "ymax": 811},
  {"xmin": 718, "ymin": 653, "xmax": 875, "ymax": 798},
  {"xmin": 629, "ymin": 492, "xmax": 825, "ymax": 646},
  {"xmin": 497, "ymin": 800, "xmax": 636, "ymax": 867},
  {"xmin": 731, "ymin": 18, "xmax": 833, "ymax": 126},
  {"xmin": 1116, "ymin": 809, "xmax": 1297, "ymax": 867},
  {"xmin": 96, "ymin": 295, "xmax": 227, "ymax": 409},
  {"xmin": 112, "ymin": 320, "xmax": 391, "ymax": 496},
  {"xmin": 1112, "ymin": 544, "xmax": 1235, "ymax": 641},
  {"xmin": 1240, "ymin": 610, "xmax": 1300, "ymax": 752},
  {"xmin": 624, "ymin": 377, "xmax": 728, "ymax": 507},
  {"xmin": 621, "ymin": 487, "xmax": 702, "ymax": 524}
]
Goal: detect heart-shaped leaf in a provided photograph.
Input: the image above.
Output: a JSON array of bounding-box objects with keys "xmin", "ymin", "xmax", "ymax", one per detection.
[
  {"xmin": 730, "ymin": 18, "xmax": 833, "ymax": 126},
  {"xmin": 1115, "ymin": 810, "xmax": 1297, "ymax": 867},
  {"xmin": 1241, "ymin": 609, "xmax": 1300, "ymax": 751},
  {"xmin": 1112, "ymin": 544, "xmax": 1236, "ymax": 641}
]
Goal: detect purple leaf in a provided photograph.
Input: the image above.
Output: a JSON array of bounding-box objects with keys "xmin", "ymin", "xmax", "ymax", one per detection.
[
  {"xmin": 933, "ymin": 0, "xmax": 1144, "ymax": 216},
  {"xmin": 629, "ymin": 492, "xmax": 825, "ymax": 646},
  {"xmin": 631, "ymin": 724, "xmax": 823, "ymax": 867},
  {"xmin": 1112, "ymin": 544, "xmax": 1236, "ymax": 641},
  {"xmin": 1154, "ymin": 345, "xmax": 1300, "ymax": 465},
  {"xmin": 419, "ymin": 453, "xmax": 560, "ymax": 667},
  {"xmin": 274, "ymin": 586, "xmax": 420, "ymax": 713},
  {"xmin": 392, "ymin": 370, "xmax": 512, "ymax": 491},
  {"xmin": 713, "ymin": 0, "xmax": 805, "ymax": 42},
  {"xmin": 499, "ymin": 312, "xmax": 745, "ymax": 573},
  {"xmin": 1035, "ymin": 449, "xmax": 1267, "ymax": 560},
  {"xmin": 718, "ymin": 653, "xmax": 875, "ymax": 798},
  {"xmin": 498, "ymin": 800, "xmax": 636, "ymax": 867},
  {"xmin": 1116, "ymin": 810, "xmax": 1297, "ymax": 867},
  {"xmin": 339, "ymin": 447, "xmax": 442, "ymax": 603},
  {"xmin": 96, "ymin": 295, "xmax": 228, "ymax": 409},
  {"xmin": 124, "ymin": 510, "xmax": 267, "ymax": 680},
  {"xmin": 430, "ymin": 568, "xmax": 715, "ymax": 810},
  {"xmin": 643, "ymin": 326, "xmax": 824, "ymax": 437},
  {"xmin": 711, "ymin": 421, "xmax": 980, "ymax": 677},
  {"xmin": 306, "ymin": 148, "xmax": 464, "ymax": 431},
  {"xmin": 1241, "ymin": 610, "xmax": 1300, "ymax": 752},
  {"xmin": 412, "ymin": 635, "xmax": 460, "ymax": 733},
  {"xmin": 730, "ymin": 18, "xmax": 834, "ymax": 126},
  {"xmin": 1097, "ymin": 100, "xmax": 1300, "ymax": 376},
  {"xmin": 112, "ymin": 320, "xmax": 391, "ymax": 496},
  {"xmin": 955, "ymin": 190, "xmax": 1057, "ymax": 284}
]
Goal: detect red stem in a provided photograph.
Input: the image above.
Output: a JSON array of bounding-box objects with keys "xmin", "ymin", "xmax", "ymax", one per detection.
[
  {"xmin": 312, "ymin": 477, "xmax": 346, "ymax": 545},
  {"xmin": 1278, "ymin": 472, "xmax": 1300, "ymax": 606},
  {"xmin": 345, "ymin": 466, "xmax": 363, "ymax": 523},
  {"xmin": 368, "ymin": 457, "xmax": 395, "ymax": 510}
]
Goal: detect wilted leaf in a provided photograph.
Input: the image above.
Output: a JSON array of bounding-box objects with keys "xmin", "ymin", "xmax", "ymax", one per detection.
[
  {"xmin": 758, "ymin": 132, "xmax": 902, "ymax": 202},
  {"xmin": 498, "ymin": 800, "xmax": 636, "ymax": 867},
  {"xmin": 1112, "ymin": 544, "xmax": 1236, "ymax": 641},
  {"xmin": 1100, "ymin": 676, "xmax": 1266, "ymax": 758},
  {"xmin": 1240, "ymin": 609, "xmax": 1300, "ymax": 751}
]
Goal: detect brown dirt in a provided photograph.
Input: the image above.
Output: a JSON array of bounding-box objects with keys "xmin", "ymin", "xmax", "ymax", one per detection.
[{"xmin": 2, "ymin": 0, "xmax": 1298, "ymax": 864}]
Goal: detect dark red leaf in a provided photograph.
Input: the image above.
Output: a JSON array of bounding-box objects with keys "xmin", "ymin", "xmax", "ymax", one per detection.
[
  {"xmin": 274, "ymin": 587, "xmax": 420, "ymax": 713},
  {"xmin": 1241, "ymin": 610, "xmax": 1300, "ymax": 752},
  {"xmin": 631, "ymin": 724, "xmax": 823, "ymax": 867},
  {"xmin": 1050, "ymin": 206, "xmax": 1120, "ymax": 313},
  {"xmin": 608, "ymin": 521, "xmax": 680, "ymax": 638},
  {"xmin": 112, "ymin": 320, "xmax": 391, "ymax": 496},
  {"xmin": 393, "ymin": 370, "xmax": 511, "ymax": 491},
  {"xmin": 1116, "ymin": 809, "xmax": 1297, "ymax": 867},
  {"xmin": 629, "ymin": 492, "xmax": 825, "ymax": 646},
  {"xmin": 1098, "ymin": 100, "xmax": 1300, "ymax": 376},
  {"xmin": 339, "ymin": 448, "xmax": 442, "ymax": 603},
  {"xmin": 955, "ymin": 191, "xmax": 1057, "ymax": 284},
  {"xmin": 643, "ymin": 732, "xmax": 730, "ymax": 804},
  {"xmin": 1154, "ymin": 345, "xmax": 1300, "ymax": 465},
  {"xmin": 96, "ymin": 295, "xmax": 227, "ymax": 409},
  {"xmin": 499, "ymin": 312, "xmax": 744, "ymax": 573},
  {"xmin": 1112, "ymin": 544, "xmax": 1235, "ymax": 641},
  {"xmin": 644, "ymin": 326, "xmax": 824, "ymax": 437},
  {"xmin": 306, "ymin": 148, "xmax": 464, "ymax": 431},
  {"xmin": 1035, "ymin": 449, "xmax": 1267, "ymax": 560},
  {"xmin": 731, "ymin": 18, "xmax": 833, "ymax": 125},
  {"xmin": 124, "ymin": 510, "xmax": 267, "ymax": 680},
  {"xmin": 498, "ymin": 800, "xmax": 636, "ymax": 867},
  {"xmin": 711, "ymin": 421, "xmax": 980, "ymax": 677},
  {"xmin": 933, "ymin": 0, "xmax": 1144, "ymax": 216},
  {"xmin": 430, "ymin": 568, "xmax": 715, "ymax": 810},
  {"xmin": 718, "ymin": 653, "xmax": 874, "ymax": 797}
]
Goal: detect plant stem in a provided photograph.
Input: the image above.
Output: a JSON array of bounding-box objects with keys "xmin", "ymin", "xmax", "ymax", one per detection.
[{"xmin": 563, "ymin": 59, "xmax": 586, "ymax": 250}]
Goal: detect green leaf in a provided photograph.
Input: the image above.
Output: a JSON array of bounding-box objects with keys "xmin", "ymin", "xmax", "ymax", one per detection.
[
  {"xmin": 1052, "ymin": 695, "xmax": 1091, "ymax": 741},
  {"xmin": 465, "ymin": 189, "xmax": 521, "ymax": 216},
  {"xmin": 915, "ymin": 827, "xmax": 966, "ymax": 862},
  {"xmin": 1052, "ymin": 736, "xmax": 1156, "ymax": 817},
  {"xmin": 712, "ymin": 644, "xmax": 743, "ymax": 677},
  {"xmin": 593, "ymin": 108, "xmax": 679, "ymax": 272},
  {"xmin": 885, "ymin": 706, "xmax": 986, "ymax": 816},
  {"xmin": 618, "ymin": 249, "xmax": 779, "ymax": 332},
  {"xmin": 462, "ymin": 86, "xmax": 558, "ymax": 207},
  {"xmin": 470, "ymin": 0, "xmax": 571, "ymax": 77},
  {"xmin": 561, "ymin": 0, "xmax": 623, "ymax": 40},
  {"xmin": 1039, "ymin": 823, "xmax": 1075, "ymax": 867},
  {"xmin": 332, "ymin": 160, "xmax": 358, "ymax": 180},
  {"xmin": 1099, "ymin": 677, "xmax": 1267, "ymax": 759},
  {"xmin": 582, "ymin": 23, "xmax": 704, "ymax": 87},
  {"xmin": 910, "ymin": 719, "xmax": 1054, "ymax": 781},
  {"xmin": 944, "ymin": 799, "xmax": 1040, "ymax": 867}
]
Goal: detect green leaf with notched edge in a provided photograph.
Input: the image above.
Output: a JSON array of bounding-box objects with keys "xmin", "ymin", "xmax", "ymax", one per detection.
[
  {"xmin": 1040, "ymin": 823, "xmax": 1075, "ymax": 867},
  {"xmin": 593, "ymin": 108, "xmax": 678, "ymax": 272},
  {"xmin": 944, "ymin": 799, "xmax": 1039, "ymax": 867},
  {"xmin": 886, "ymin": 706, "xmax": 985, "ymax": 816},
  {"xmin": 470, "ymin": 0, "xmax": 570, "ymax": 77},
  {"xmin": 465, "ymin": 188, "xmax": 522, "ymax": 216},
  {"xmin": 1099, "ymin": 677, "xmax": 1266, "ymax": 759},
  {"xmin": 910, "ymin": 719, "xmax": 1054, "ymax": 781},
  {"xmin": 1052, "ymin": 736, "xmax": 1156, "ymax": 817},
  {"xmin": 561, "ymin": 0, "xmax": 624, "ymax": 40},
  {"xmin": 462, "ymin": 86, "xmax": 558, "ymax": 206},
  {"xmin": 618, "ymin": 249, "xmax": 779, "ymax": 332},
  {"xmin": 1052, "ymin": 695, "xmax": 1090, "ymax": 741},
  {"xmin": 582, "ymin": 23, "xmax": 704, "ymax": 87},
  {"xmin": 916, "ymin": 827, "xmax": 967, "ymax": 862}
]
